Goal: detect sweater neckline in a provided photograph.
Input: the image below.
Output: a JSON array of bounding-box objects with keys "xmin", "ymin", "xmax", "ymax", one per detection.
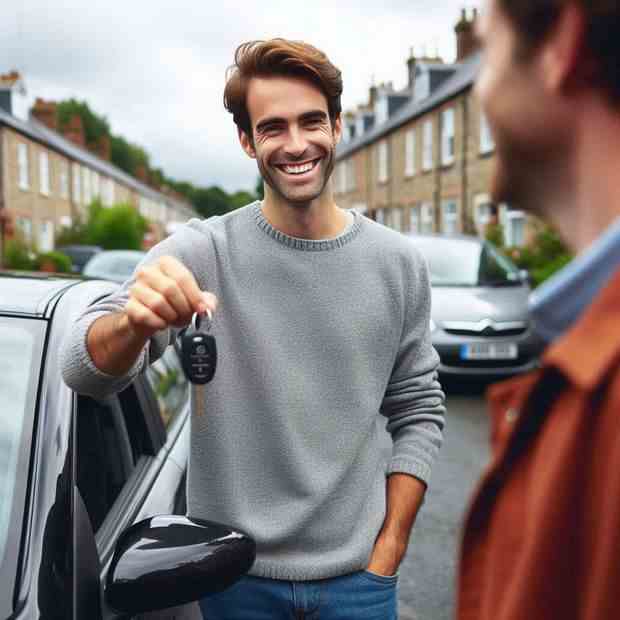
[{"xmin": 251, "ymin": 201, "xmax": 363, "ymax": 251}]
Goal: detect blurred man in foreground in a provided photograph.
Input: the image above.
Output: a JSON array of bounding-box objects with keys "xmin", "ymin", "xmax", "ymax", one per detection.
[{"xmin": 458, "ymin": 1, "xmax": 620, "ymax": 619}]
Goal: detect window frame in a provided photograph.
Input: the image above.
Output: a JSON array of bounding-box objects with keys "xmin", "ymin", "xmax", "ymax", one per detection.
[
  {"xmin": 39, "ymin": 151, "xmax": 50, "ymax": 196},
  {"xmin": 422, "ymin": 120, "xmax": 434, "ymax": 171},
  {"xmin": 377, "ymin": 140, "xmax": 389, "ymax": 184},
  {"xmin": 405, "ymin": 128, "xmax": 416, "ymax": 178},
  {"xmin": 17, "ymin": 143, "xmax": 29, "ymax": 191},
  {"xmin": 480, "ymin": 111, "xmax": 495, "ymax": 155},
  {"xmin": 441, "ymin": 108, "xmax": 456, "ymax": 166}
]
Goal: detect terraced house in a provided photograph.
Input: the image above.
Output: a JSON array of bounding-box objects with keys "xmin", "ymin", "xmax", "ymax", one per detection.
[
  {"xmin": 0, "ymin": 71, "xmax": 196, "ymax": 262},
  {"xmin": 335, "ymin": 10, "xmax": 534, "ymax": 247}
]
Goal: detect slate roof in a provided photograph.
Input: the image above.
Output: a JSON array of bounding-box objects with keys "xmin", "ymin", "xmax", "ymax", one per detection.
[
  {"xmin": 0, "ymin": 107, "xmax": 195, "ymax": 215},
  {"xmin": 337, "ymin": 52, "xmax": 480, "ymax": 160}
]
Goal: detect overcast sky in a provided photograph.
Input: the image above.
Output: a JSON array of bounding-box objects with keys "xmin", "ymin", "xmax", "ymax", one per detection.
[{"xmin": 3, "ymin": 0, "xmax": 481, "ymax": 194}]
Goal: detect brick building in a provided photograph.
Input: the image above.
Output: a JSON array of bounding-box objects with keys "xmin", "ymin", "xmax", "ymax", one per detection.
[
  {"xmin": 0, "ymin": 73, "xmax": 196, "ymax": 261},
  {"xmin": 334, "ymin": 10, "xmax": 536, "ymax": 247}
]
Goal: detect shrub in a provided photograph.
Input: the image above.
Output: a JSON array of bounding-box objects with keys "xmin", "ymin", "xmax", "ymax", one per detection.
[
  {"xmin": 4, "ymin": 238, "xmax": 35, "ymax": 270},
  {"xmin": 35, "ymin": 251, "xmax": 73, "ymax": 274},
  {"xmin": 87, "ymin": 202, "xmax": 148, "ymax": 250},
  {"xmin": 484, "ymin": 223, "xmax": 505, "ymax": 248}
]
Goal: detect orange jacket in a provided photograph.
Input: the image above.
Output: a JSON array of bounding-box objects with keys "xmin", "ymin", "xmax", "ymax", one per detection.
[{"xmin": 458, "ymin": 268, "xmax": 620, "ymax": 620}]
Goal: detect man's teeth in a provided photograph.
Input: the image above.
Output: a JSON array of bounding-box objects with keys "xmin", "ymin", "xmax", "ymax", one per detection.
[{"xmin": 281, "ymin": 161, "xmax": 316, "ymax": 175}]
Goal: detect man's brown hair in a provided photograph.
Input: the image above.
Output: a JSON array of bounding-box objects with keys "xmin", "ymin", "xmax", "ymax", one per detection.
[
  {"xmin": 499, "ymin": 0, "xmax": 620, "ymax": 103},
  {"xmin": 223, "ymin": 39, "xmax": 343, "ymax": 137}
]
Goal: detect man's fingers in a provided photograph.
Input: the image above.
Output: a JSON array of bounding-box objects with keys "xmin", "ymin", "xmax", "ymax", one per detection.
[
  {"xmin": 125, "ymin": 298, "xmax": 167, "ymax": 333},
  {"xmin": 130, "ymin": 282, "xmax": 179, "ymax": 324},
  {"xmin": 157, "ymin": 256, "xmax": 218, "ymax": 316},
  {"xmin": 136, "ymin": 266, "xmax": 193, "ymax": 321}
]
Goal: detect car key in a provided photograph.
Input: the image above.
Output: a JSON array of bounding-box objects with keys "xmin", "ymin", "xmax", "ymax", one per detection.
[{"xmin": 181, "ymin": 309, "xmax": 217, "ymax": 385}]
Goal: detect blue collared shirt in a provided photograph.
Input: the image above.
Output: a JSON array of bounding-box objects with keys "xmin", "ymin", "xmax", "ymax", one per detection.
[{"xmin": 530, "ymin": 217, "xmax": 620, "ymax": 344}]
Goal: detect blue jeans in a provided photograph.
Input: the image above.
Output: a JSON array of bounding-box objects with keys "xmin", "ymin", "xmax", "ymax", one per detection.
[{"xmin": 199, "ymin": 570, "xmax": 399, "ymax": 619}]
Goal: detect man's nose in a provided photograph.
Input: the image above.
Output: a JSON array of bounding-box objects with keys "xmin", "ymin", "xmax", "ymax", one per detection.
[{"xmin": 284, "ymin": 126, "xmax": 308, "ymax": 157}]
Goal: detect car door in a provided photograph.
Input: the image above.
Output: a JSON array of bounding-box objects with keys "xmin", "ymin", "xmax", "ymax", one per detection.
[{"xmin": 73, "ymin": 347, "xmax": 195, "ymax": 619}]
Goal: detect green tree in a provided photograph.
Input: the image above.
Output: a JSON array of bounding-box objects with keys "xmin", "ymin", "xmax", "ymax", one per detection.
[
  {"xmin": 87, "ymin": 201, "xmax": 149, "ymax": 250},
  {"xmin": 57, "ymin": 99, "xmax": 110, "ymax": 148}
]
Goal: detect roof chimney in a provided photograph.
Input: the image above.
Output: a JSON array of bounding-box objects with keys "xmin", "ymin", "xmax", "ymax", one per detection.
[
  {"xmin": 407, "ymin": 47, "xmax": 417, "ymax": 89},
  {"xmin": 63, "ymin": 114, "xmax": 86, "ymax": 148},
  {"xmin": 455, "ymin": 8, "xmax": 480, "ymax": 61},
  {"xmin": 30, "ymin": 98, "xmax": 58, "ymax": 130},
  {"xmin": 0, "ymin": 71, "xmax": 25, "ymax": 115}
]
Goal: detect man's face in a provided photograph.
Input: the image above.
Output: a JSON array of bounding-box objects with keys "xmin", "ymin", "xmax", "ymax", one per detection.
[
  {"xmin": 475, "ymin": 0, "xmax": 571, "ymax": 212},
  {"xmin": 240, "ymin": 75, "xmax": 341, "ymax": 206}
]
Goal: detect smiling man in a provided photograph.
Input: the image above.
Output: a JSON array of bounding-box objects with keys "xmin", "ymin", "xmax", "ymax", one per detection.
[{"xmin": 61, "ymin": 39, "xmax": 445, "ymax": 620}]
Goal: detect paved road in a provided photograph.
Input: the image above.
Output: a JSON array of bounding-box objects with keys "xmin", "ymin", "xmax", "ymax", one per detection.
[{"xmin": 398, "ymin": 379, "xmax": 492, "ymax": 620}]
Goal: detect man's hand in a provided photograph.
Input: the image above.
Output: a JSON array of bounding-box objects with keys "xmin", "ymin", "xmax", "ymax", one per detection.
[
  {"xmin": 124, "ymin": 255, "xmax": 217, "ymax": 340},
  {"xmin": 366, "ymin": 531, "xmax": 408, "ymax": 577},
  {"xmin": 366, "ymin": 473, "xmax": 426, "ymax": 576},
  {"xmin": 87, "ymin": 255, "xmax": 217, "ymax": 377}
]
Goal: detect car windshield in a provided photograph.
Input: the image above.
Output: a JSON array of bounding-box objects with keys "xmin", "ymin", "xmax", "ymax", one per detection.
[
  {"xmin": 0, "ymin": 317, "xmax": 45, "ymax": 611},
  {"xmin": 411, "ymin": 237, "xmax": 522, "ymax": 287},
  {"xmin": 84, "ymin": 253, "xmax": 144, "ymax": 279}
]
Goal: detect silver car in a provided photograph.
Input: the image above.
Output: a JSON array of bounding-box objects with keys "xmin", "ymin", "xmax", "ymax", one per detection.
[
  {"xmin": 83, "ymin": 249, "xmax": 146, "ymax": 283},
  {"xmin": 407, "ymin": 234, "xmax": 544, "ymax": 377}
]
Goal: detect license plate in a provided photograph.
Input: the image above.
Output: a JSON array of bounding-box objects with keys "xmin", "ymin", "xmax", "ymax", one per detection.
[{"xmin": 460, "ymin": 342, "xmax": 518, "ymax": 360}]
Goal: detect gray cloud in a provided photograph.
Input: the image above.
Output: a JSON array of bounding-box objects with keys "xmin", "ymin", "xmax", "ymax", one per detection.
[{"xmin": 4, "ymin": 0, "xmax": 481, "ymax": 193}]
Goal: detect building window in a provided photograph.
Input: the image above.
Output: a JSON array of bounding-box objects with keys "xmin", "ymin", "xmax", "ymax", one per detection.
[
  {"xmin": 375, "ymin": 96, "xmax": 389, "ymax": 125},
  {"xmin": 15, "ymin": 217, "xmax": 32, "ymax": 244},
  {"xmin": 346, "ymin": 159, "xmax": 356, "ymax": 192},
  {"xmin": 474, "ymin": 196, "xmax": 497, "ymax": 236},
  {"xmin": 409, "ymin": 205, "xmax": 420, "ymax": 233},
  {"xmin": 377, "ymin": 141, "xmax": 389, "ymax": 183},
  {"xmin": 102, "ymin": 178, "xmax": 115, "ymax": 207},
  {"xmin": 441, "ymin": 108, "xmax": 456, "ymax": 166},
  {"xmin": 39, "ymin": 220, "xmax": 54, "ymax": 252},
  {"xmin": 83, "ymin": 167, "xmax": 92, "ymax": 206},
  {"xmin": 392, "ymin": 208, "xmax": 403, "ymax": 232},
  {"xmin": 422, "ymin": 120, "xmax": 434, "ymax": 171},
  {"xmin": 375, "ymin": 208, "xmax": 385, "ymax": 225},
  {"xmin": 92, "ymin": 171, "xmax": 100, "ymax": 199},
  {"xmin": 59, "ymin": 161, "xmax": 69, "ymax": 199},
  {"xmin": 480, "ymin": 112, "xmax": 495, "ymax": 154},
  {"xmin": 504, "ymin": 210, "xmax": 526, "ymax": 247},
  {"xmin": 39, "ymin": 152, "xmax": 50, "ymax": 196},
  {"xmin": 18, "ymin": 143, "xmax": 29, "ymax": 190},
  {"xmin": 421, "ymin": 202, "xmax": 434, "ymax": 233},
  {"xmin": 441, "ymin": 200, "xmax": 459, "ymax": 235},
  {"xmin": 405, "ymin": 128, "xmax": 416, "ymax": 178},
  {"xmin": 72, "ymin": 163, "xmax": 81, "ymax": 205}
]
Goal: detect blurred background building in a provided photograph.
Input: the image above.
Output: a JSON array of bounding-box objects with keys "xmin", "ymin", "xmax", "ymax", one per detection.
[{"xmin": 334, "ymin": 9, "xmax": 535, "ymax": 247}]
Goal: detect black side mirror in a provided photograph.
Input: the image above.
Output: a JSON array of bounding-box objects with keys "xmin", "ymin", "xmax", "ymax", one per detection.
[{"xmin": 105, "ymin": 515, "xmax": 256, "ymax": 615}]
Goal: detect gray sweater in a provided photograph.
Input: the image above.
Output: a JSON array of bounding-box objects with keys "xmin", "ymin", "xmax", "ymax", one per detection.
[{"xmin": 61, "ymin": 202, "xmax": 446, "ymax": 581}]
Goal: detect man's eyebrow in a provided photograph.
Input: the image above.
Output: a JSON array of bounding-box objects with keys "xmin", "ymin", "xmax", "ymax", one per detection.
[
  {"xmin": 255, "ymin": 110, "xmax": 328, "ymax": 133},
  {"xmin": 300, "ymin": 110, "xmax": 328, "ymax": 121}
]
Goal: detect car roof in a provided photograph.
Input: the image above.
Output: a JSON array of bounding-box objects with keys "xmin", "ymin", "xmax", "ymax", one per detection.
[
  {"xmin": 405, "ymin": 232, "xmax": 485, "ymax": 245},
  {"xmin": 0, "ymin": 272, "xmax": 82, "ymax": 317}
]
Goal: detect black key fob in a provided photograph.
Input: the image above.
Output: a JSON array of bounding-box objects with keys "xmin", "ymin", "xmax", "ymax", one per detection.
[{"xmin": 181, "ymin": 311, "xmax": 217, "ymax": 385}]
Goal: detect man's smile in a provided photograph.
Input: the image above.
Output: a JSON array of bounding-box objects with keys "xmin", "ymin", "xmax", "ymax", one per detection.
[{"xmin": 273, "ymin": 158, "xmax": 322, "ymax": 177}]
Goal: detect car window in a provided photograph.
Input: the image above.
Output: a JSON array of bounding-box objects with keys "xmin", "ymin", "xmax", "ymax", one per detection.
[
  {"xmin": 0, "ymin": 317, "xmax": 45, "ymax": 615},
  {"xmin": 478, "ymin": 243, "xmax": 521, "ymax": 286},
  {"xmin": 145, "ymin": 346, "xmax": 189, "ymax": 431},
  {"xmin": 413, "ymin": 237, "xmax": 481, "ymax": 286},
  {"xmin": 76, "ymin": 395, "xmax": 136, "ymax": 532}
]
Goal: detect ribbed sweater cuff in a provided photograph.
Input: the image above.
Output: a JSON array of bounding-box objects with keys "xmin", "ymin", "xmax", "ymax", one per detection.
[{"xmin": 387, "ymin": 458, "xmax": 433, "ymax": 486}]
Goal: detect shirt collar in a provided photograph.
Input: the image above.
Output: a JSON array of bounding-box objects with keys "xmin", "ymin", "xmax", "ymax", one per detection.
[{"xmin": 529, "ymin": 216, "xmax": 620, "ymax": 344}]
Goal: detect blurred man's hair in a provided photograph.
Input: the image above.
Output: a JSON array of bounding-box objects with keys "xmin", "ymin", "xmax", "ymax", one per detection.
[
  {"xmin": 223, "ymin": 39, "xmax": 343, "ymax": 137},
  {"xmin": 500, "ymin": 0, "xmax": 620, "ymax": 103}
]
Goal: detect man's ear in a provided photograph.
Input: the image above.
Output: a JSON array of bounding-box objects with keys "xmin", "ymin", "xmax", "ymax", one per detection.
[
  {"xmin": 332, "ymin": 114, "xmax": 343, "ymax": 146},
  {"xmin": 540, "ymin": 3, "xmax": 588, "ymax": 97},
  {"xmin": 239, "ymin": 127, "xmax": 256, "ymax": 159}
]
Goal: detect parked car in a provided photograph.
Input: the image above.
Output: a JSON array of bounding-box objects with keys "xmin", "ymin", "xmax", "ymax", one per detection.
[
  {"xmin": 82, "ymin": 250, "xmax": 147, "ymax": 283},
  {"xmin": 0, "ymin": 273, "xmax": 255, "ymax": 620},
  {"xmin": 56, "ymin": 245, "xmax": 103, "ymax": 274},
  {"xmin": 406, "ymin": 234, "xmax": 545, "ymax": 377}
]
